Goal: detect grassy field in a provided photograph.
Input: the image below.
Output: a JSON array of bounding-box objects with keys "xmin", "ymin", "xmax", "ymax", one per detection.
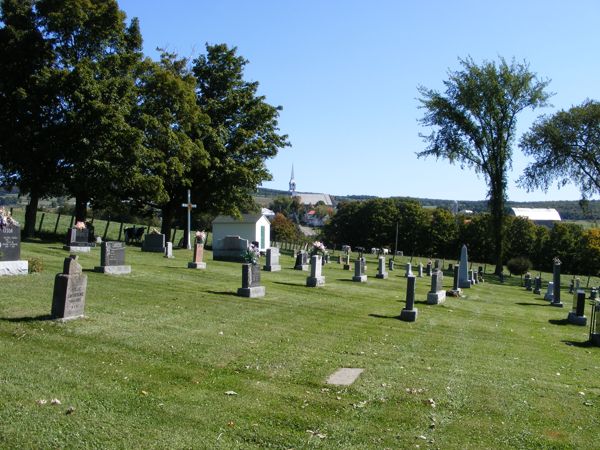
[{"xmin": 1, "ymin": 241, "xmax": 599, "ymax": 449}]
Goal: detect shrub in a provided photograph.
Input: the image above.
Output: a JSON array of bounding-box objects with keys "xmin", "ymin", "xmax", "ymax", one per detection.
[
  {"xmin": 28, "ymin": 257, "xmax": 43, "ymax": 273},
  {"xmin": 506, "ymin": 256, "xmax": 531, "ymax": 276}
]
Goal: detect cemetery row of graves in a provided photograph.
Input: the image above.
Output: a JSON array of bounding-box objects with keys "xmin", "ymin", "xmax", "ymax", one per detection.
[{"xmin": 2, "ymin": 217, "xmax": 600, "ymax": 447}]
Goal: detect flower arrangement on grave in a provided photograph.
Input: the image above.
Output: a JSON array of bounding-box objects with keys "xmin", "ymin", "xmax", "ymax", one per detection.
[
  {"xmin": 242, "ymin": 244, "xmax": 260, "ymax": 265},
  {"xmin": 0, "ymin": 207, "xmax": 18, "ymax": 228},
  {"xmin": 74, "ymin": 221, "xmax": 86, "ymax": 230},
  {"xmin": 310, "ymin": 241, "xmax": 327, "ymax": 256},
  {"xmin": 195, "ymin": 230, "xmax": 207, "ymax": 244}
]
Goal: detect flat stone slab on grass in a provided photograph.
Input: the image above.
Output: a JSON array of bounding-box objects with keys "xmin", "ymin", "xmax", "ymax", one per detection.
[{"xmin": 326, "ymin": 368, "xmax": 364, "ymax": 386}]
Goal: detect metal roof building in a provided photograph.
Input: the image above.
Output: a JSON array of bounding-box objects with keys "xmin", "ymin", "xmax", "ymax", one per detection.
[{"xmin": 510, "ymin": 208, "xmax": 561, "ymax": 226}]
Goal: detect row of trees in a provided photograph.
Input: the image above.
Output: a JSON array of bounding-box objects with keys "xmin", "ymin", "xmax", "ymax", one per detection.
[
  {"xmin": 0, "ymin": 0, "xmax": 289, "ymax": 242},
  {"xmin": 321, "ymin": 198, "xmax": 600, "ymax": 276},
  {"xmin": 418, "ymin": 57, "xmax": 600, "ymax": 274}
]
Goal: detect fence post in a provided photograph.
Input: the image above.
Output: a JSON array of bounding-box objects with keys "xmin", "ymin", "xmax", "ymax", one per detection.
[
  {"xmin": 103, "ymin": 220, "xmax": 110, "ymax": 240},
  {"xmin": 117, "ymin": 222, "xmax": 124, "ymax": 241},
  {"xmin": 54, "ymin": 213, "xmax": 61, "ymax": 234},
  {"xmin": 38, "ymin": 213, "xmax": 45, "ymax": 233}
]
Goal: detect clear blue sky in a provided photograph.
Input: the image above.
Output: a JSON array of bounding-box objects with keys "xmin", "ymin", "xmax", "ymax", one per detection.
[{"xmin": 119, "ymin": 0, "xmax": 600, "ymax": 202}]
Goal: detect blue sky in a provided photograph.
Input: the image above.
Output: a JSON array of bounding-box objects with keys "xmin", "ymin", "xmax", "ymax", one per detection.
[{"xmin": 118, "ymin": 0, "xmax": 600, "ymax": 202}]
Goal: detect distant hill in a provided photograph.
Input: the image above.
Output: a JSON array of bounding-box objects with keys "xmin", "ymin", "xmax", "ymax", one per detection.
[{"xmin": 256, "ymin": 187, "xmax": 600, "ymax": 221}]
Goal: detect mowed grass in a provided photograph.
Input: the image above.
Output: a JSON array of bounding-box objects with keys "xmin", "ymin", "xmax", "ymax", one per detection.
[{"xmin": 1, "ymin": 242, "xmax": 599, "ymax": 449}]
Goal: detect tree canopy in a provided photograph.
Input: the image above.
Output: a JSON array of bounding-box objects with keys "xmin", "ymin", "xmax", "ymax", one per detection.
[
  {"xmin": 519, "ymin": 99, "xmax": 600, "ymax": 199},
  {"xmin": 417, "ymin": 56, "xmax": 551, "ymax": 273}
]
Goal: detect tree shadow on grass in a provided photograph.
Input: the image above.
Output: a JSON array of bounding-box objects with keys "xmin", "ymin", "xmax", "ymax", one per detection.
[
  {"xmin": 516, "ymin": 302, "xmax": 548, "ymax": 307},
  {"xmin": 1, "ymin": 314, "xmax": 53, "ymax": 322},
  {"xmin": 369, "ymin": 313, "xmax": 401, "ymax": 320},
  {"xmin": 206, "ymin": 290, "xmax": 238, "ymax": 297},
  {"xmin": 562, "ymin": 339, "xmax": 594, "ymax": 348},
  {"xmin": 272, "ymin": 281, "xmax": 302, "ymax": 287},
  {"xmin": 549, "ymin": 318, "xmax": 570, "ymax": 326},
  {"xmin": 336, "ymin": 279, "xmax": 355, "ymax": 282}
]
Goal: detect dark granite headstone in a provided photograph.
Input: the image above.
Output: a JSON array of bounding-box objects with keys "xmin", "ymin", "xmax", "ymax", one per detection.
[
  {"xmin": 142, "ymin": 233, "xmax": 166, "ymax": 253},
  {"xmin": 263, "ymin": 248, "xmax": 281, "ymax": 272},
  {"xmin": 400, "ymin": 275, "xmax": 418, "ymax": 321},
  {"xmin": 0, "ymin": 225, "xmax": 21, "ymax": 261},
  {"xmin": 294, "ymin": 251, "xmax": 309, "ymax": 270},
  {"xmin": 95, "ymin": 241, "xmax": 131, "ymax": 274},
  {"xmin": 51, "ymin": 257, "xmax": 87, "ymax": 320},
  {"xmin": 238, "ymin": 263, "xmax": 265, "ymax": 297}
]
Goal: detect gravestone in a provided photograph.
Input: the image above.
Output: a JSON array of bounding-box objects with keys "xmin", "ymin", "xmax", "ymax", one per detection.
[
  {"xmin": 142, "ymin": 233, "xmax": 166, "ymax": 253},
  {"xmin": 426, "ymin": 262, "xmax": 432, "ymax": 277},
  {"xmin": 237, "ymin": 264, "xmax": 265, "ymax": 297},
  {"xmin": 263, "ymin": 248, "xmax": 281, "ymax": 272},
  {"xmin": 388, "ymin": 259, "xmax": 394, "ymax": 271},
  {"xmin": 544, "ymin": 281, "xmax": 554, "ymax": 301},
  {"xmin": 450, "ymin": 264, "xmax": 461, "ymax": 295},
  {"xmin": 306, "ymin": 255, "xmax": 325, "ymax": 287},
  {"xmin": 426, "ymin": 270, "xmax": 446, "ymax": 305},
  {"xmin": 568, "ymin": 279, "xmax": 575, "ymax": 294},
  {"xmin": 342, "ymin": 254, "xmax": 351, "ymax": 270},
  {"xmin": 164, "ymin": 242, "xmax": 174, "ymax": 258},
  {"xmin": 0, "ymin": 224, "xmax": 28, "ymax": 276},
  {"xmin": 405, "ymin": 262, "xmax": 413, "ymax": 278},
  {"xmin": 64, "ymin": 227, "xmax": 95, "ymax": 253},
  {"xmin": 471, "ymin": 269, "xmax": 477, "ymax": 285},
  {"xmin": 551, "ymin": 258, "xmax": 563, "ymax": 307},
  {"xmin": 458, "ymin": 245, "xmax": 471, "ymax": 288},
  {"xmin": 188, "ymin": 240, "xmax": 207, "ymax": 269},
  {"xmin": 294, "ymin": 251, "xmax": 309, "ymax": 271},
  {"xmin": 352, "ymin": 257, "xmax": 367, "ymax": 282},
  {"xmin": 212, "ymin": 235, "xmax": 249, "ymax": 262},
  {"xmin": 524, "ymin": 273, "xmax": 532, "ymax": 291},
  {"xmin": 375, "ymin": 256, "xmax": 388, "ymax": 279},
  {"xmin": 418, "ymin": 262, "xmax": 423, "ymax": 278},
  {"xmin": 533, "ymin": 276, "xmax": 542, "ymax": 295},
  {"xmin": 591, "ymin": 288, "xmax": 598, "ymax": 300},
  {"xmin": 94, "ymin": 241, "xmax": 131, "ymax": 274},
  {"xmin": 399, "ymin": 275, "xmax": 418, "ymax": 322},
  {"xmin": 567, "ymin": 290, "xmax": 587, "ymax": 325},
  {"xmin": 51, "ymin": 256, "xmax": 87, "ymax": 321},
  {"xmin": 322, "ymin": 253, "xmax": 329, "ymax": 264},
  {"xmin": 434, "ymin": 259, "xmax": 442, "ymax": 271},
  {"xmin": 335, "ymin": 255, "xmax": 342, "ymax": 264},
  {"xmin": 590, "ymin": 301, "xmax": 600, "ymax": 346}
]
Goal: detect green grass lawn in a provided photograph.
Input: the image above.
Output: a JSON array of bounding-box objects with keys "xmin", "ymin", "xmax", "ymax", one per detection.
[{"xmin": 1, "ymin": 242, "xmax": 599, "ymax": 449}]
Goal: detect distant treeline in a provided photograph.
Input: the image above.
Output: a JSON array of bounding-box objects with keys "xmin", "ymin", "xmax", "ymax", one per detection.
[{"xmin": 256, "ymin": 188, "xmax": 600, "ymax": 221}]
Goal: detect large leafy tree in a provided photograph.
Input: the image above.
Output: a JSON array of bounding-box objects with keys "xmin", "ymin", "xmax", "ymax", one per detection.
[
  {"xmin": 37, "ymin": 0, "xmax": 144, "ymax": 222},
  {"xmin": 417, "ymin": 57, "xmax": 551, "ymax": 273},
  {"xmin": 519, "ymin": 99, "xmax": 600, "ymax": 198},
  {"xmin": 131, "ymin": 52, "xmax": 208, "ymax": 238},
  {"xmin": 0, "ymin": 0, "xmax": 63, "ymax": 237},
  {"xmin": 191, "ymin": 44, "xmax": 290, "ymax": 218}
]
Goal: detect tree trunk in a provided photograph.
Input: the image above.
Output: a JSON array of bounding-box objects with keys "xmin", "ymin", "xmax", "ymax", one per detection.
[
  {"xmin": 160, "ymin": 201, "xmax": 177, "ymax": 239},
  {"xmin": 23, "ymin": 192, "xmax": 39, "ymax": 239},
  {"xmin": 74, "ymin": 196, "xmax": 88, "ymax": 223},
  {"xmin": 489, "ymin": 178, "xmax": 506, "ymax": 275}
]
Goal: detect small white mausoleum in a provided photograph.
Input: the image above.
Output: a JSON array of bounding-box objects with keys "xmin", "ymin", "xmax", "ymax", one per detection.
[{"xmin": 211, "ymin": 214, "xmax": 271, "ymax": 251}]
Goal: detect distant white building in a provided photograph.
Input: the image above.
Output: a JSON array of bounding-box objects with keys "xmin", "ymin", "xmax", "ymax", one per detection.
[
  {"xmin": 212, "ymin": 214, "xmax": 271, "ymax": 251},
  {"xmin": 510, "ymin": 207, "xmax": 561, "ymax": 227}
]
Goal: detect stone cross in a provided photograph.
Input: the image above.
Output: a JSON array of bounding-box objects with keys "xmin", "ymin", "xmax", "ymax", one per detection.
[{"xmin": 181, "ymin": 189, "xmax": 197, "ymax": 250}]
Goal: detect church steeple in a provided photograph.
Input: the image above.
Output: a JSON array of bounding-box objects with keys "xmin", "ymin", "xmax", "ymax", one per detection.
[{"xmin": 289, "ymin": 165, "xmax": 296, "ymax": 196}]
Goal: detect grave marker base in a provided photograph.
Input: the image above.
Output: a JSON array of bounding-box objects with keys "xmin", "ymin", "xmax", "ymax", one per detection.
[
  {"xmin": 550, "ymin": 301, "xmax": 564, "ymax": 308},
  {"xmin": 591, "ymin": 333, "xmax": 600, "ymax": 346},
  {"xmin": 0, "ymin": 260, "xmax": 28, "ymax": 276},
  {"xmin": 63, "ymin": 245, "xmax": 92, "ymax": 253},
  {"xmin": 343, "ymin": 264, "xmax": 351, "ymax": 270},
  {"xmin": 399, "ymin": 308, "xmax": 418, "ymax": 322},
  {"xmin": 294, "ymin": 264, "xmax": 309, "ymax": 271},
  {"xmin": 263, "ymin": 264, "xmax": 281, "ymax": 272},
  {"xmin": 567, "ymin": 311, "xmax": 587, "ymax": 325},
  {"xmin": 375, "ymin": 273, "xmax": 388, "ymax": 279},
  {"xmin": 237, "ymin": 286, "xmax": 265, "ymax": 298},
  {"xmin": 352, "ymin": 275, "xmax": 367, "ymax": 282},
  {"xmin": 306, "ymin": 276, "xmax": 325, "ymax": 287},
  {"xmin": 427, "ymin": 291, "xmax": 446, "ymax": 305},
  {"xmin": 94, "ymin": 265, "xmax": 131, "ymax": 275},
  {"xmin": 188, "ymin": 262, "xmax": 207, "ymax": 269}
]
